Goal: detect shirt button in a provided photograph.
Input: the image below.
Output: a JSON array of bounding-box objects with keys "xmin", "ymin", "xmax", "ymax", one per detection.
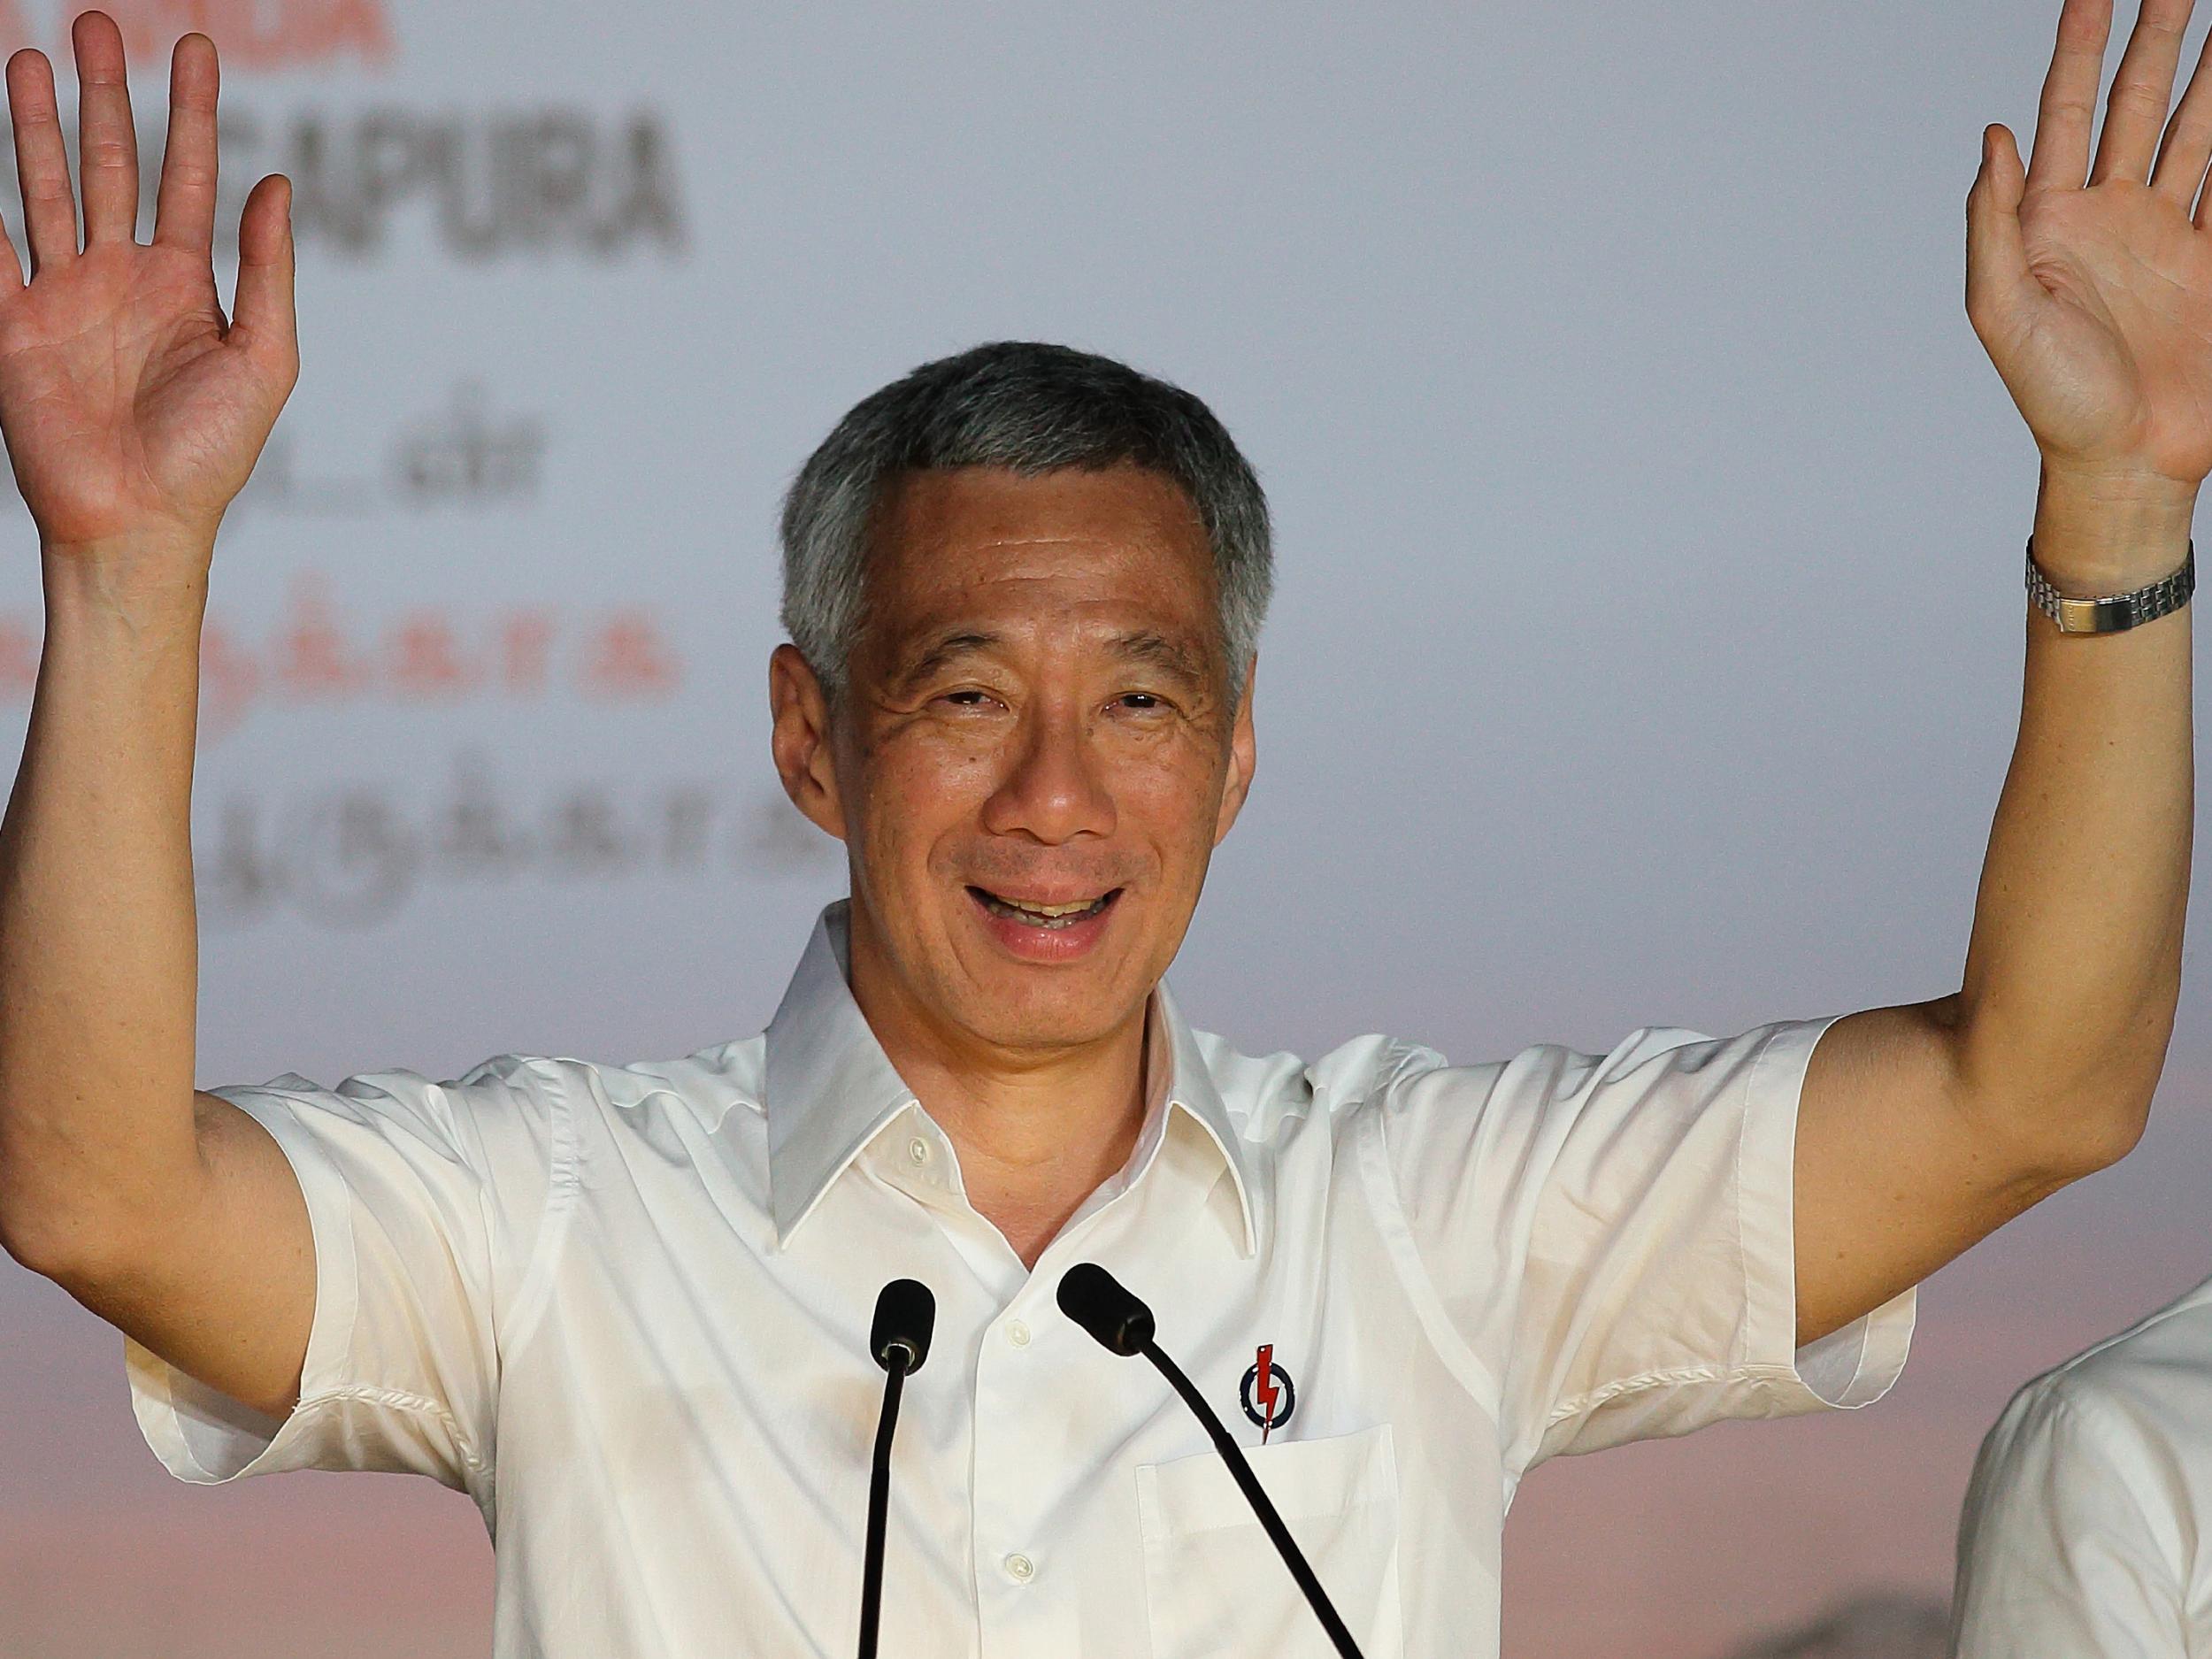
[
  {"xmin": 907, "ymin": 1137, "xmax": 931, "ymax": 1165},
  {"xmin": 1007, "ymin": 1319, "xmax": 1032, "ymax": 1348},
  {"xmin": 1003, "ymin": 1553, "xmax": 1035, "ymax": 1583}
]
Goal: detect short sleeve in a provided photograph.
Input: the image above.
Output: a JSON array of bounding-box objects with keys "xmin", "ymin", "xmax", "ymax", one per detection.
[
  {"xmin": 121, "ymin": 1055, "xmax": 573, "ymax": 1506},
  {"xmin": 1953, "ymin": 1376, "xmax": 2192, "ymax": 1659},
  {"xmin": 1377, "ymin": 1013, "xmax": 1915, "ymax": 1471}
]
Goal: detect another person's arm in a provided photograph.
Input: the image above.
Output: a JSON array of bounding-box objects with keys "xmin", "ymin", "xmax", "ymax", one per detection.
[
  {"xmin": 1790, "ymin": 0, "xmax": 2199, "ymax": 1343},
  {"xmin": 0, "ymin": 16, "xmax": 306, "ymax": 1418}
]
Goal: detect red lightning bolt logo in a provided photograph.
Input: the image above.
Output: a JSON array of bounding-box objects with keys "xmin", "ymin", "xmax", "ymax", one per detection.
[{"xmin": 1254, "ymin": 1344, "xmax": 1281, "ymax": 1444}]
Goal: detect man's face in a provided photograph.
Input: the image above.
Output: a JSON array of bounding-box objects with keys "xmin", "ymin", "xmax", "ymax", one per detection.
[{"xmin": 770, "ymin": 464, "xmax": 1256, "ymax": 1059}]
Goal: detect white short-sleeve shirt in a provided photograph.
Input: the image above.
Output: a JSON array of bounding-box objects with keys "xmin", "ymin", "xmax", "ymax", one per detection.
[
  {"xmin": 1954, "ymin": 1271, "xmax": 2212, "ymax": 1658},
  {"xmin": 126, "ymin": 900, "xmax": 1916, "ymax": 1658}
]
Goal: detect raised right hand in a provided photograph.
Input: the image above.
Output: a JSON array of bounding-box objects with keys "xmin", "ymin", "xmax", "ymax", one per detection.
[{"xmin": 0, "ymin": 13, "xmax": 296, "ymax": 565}]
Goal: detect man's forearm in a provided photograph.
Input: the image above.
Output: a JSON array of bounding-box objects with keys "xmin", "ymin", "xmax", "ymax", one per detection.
[
  {"xmin": 0, "ymin": 536, "xmax": 211, "ymax": 1272},
  {"xmin": 1952, "ymin": 467, "xmax": 2195, "ymax": 1163}
]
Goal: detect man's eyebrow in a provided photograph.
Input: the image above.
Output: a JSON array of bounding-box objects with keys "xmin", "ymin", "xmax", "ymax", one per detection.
[
  {"xmin": 1109, "ymin": 629, "xmax": 1210, "ymax": 686},
  {"xmin": 888, "ymin": 630, "xmax": 1001, "ymax": 691},
  {"xmin": 886, "ymin": 626, "xmax": 1213, "ymax": 692}
]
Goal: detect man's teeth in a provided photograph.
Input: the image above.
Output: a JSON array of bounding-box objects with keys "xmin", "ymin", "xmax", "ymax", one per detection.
[{"xmin": 980, "ymin": 891, "xmax": 1110, "ymax": 928}]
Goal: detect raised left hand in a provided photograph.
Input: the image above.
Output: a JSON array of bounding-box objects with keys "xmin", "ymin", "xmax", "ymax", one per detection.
[{"xmin": 1971, "ymin": 0, "xmax": 2212, "ymax": 500}]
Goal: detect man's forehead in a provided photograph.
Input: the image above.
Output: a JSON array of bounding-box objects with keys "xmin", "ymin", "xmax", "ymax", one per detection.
[
  {"xmin": 867, "ymin": 465, "xmax": 1213, "ymax": 590},
  {"xmin": 856, "ymin": 466, "xmax": 1224, "ymax": 684},
  {"xmin": 884, "ymin": 617, "xmax": 1214, "ymax": 688}
]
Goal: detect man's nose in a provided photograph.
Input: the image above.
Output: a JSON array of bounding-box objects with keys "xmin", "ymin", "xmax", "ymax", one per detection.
[{"xmin": 979, "ymin": 699, "xmax": 1116, "ymax": 845}]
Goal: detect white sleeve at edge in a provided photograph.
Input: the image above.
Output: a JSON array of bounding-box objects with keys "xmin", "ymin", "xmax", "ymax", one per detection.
[
  {"xmin": 1739, "ymin": 1013, "xmax": 1916, "ymax": 1411},
  {"xmin": 124, "ymin": 1083, "xmax": 363, "ymax": 1482},
  {"xmin": 122, "ymin": 1076, "xmax": 500, "ymax": 1502}
]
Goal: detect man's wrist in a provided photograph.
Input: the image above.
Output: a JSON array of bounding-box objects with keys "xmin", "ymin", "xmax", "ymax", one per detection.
[
  {"xmin": 2031, "ymin": 463, "xmax": 2198, "ymax": 595},
  {"xmin": 39, "ymin": 532, "xmax": 215, "ymax": 639}
]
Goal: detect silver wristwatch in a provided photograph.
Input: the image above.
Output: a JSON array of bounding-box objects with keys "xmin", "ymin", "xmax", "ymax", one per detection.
[{"xmin": 2025, "ymin": 537, "xmax": 2195, "ymax": 634}]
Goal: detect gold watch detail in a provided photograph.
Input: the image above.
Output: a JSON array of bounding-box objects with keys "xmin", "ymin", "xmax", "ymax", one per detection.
[{"xmin": 2025, "ymin": 538, "xmax": 2195, "ymax": 634}]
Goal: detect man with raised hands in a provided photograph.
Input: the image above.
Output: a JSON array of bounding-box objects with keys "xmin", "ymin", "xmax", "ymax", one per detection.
[{"xmin": 0, "ymin": 6, "xmax": 2197, "ymax": 1655}]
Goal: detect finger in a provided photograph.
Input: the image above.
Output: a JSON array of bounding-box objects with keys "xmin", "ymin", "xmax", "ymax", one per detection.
[
  {"xmin": 2152, "ymin": 19, "xmax": 2212, "ymax": 204},
  {"xmin": 0, "ymin": 204, "xmax": 23, "ymax": 289},
  {"xmin": 1969, "ymin": 126, "xmax": 2047, "ymax": 338},
  {"xmin": 2030, "ymin": 0, "xmax": 2116, "ymax": 191},
  {"xmin": 2090, "ymin": 0, "xmax": 2194, "ymax": 185},
  {"xmin": 151, "ymin": 32, "xmax": 216, "ymax": 256},
  {"xmin": 6, "ymin": 50, "xmax": 77, "ymax": 273},
  {"xmin": 229, "ymin": 173, "xmax": 296, "ymax": 380},
  {"xmin": 72, "ymin": 12, "xmax": 138, "ymax": 245}
]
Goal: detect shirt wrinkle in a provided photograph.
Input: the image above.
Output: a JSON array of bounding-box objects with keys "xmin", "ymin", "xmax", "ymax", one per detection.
[
  {"xmin": 1544, "ymin": 1364, "xmax": 1739, "ymax": 1428},
  {"xmin": 494, "ymin": 1056, "xmax": 583, "ymax": 1376},
  {"xmin": 1351, "ymin": 1075, "xmax": 1509, "ymax": 1436},
  {"xmin": 299, "ymin": 1382, "xmax": 488, "ymax": 1469}
]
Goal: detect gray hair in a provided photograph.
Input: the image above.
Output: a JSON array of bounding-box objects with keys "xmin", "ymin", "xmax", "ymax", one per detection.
[{"xmin": 779, "ymin": 341, "xmax": 1272, "ymax": 708}]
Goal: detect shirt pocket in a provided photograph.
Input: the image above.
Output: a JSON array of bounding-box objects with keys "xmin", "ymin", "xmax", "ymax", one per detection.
[{"xmin": 1134, "ymin": 1422, "xmax": 1404, "ymax": 1659}]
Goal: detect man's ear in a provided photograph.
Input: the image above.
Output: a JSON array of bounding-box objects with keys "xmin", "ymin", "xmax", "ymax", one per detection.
[
  {"xmin": 1212, "ymin": 652, "xmax": 1258, "ymax": 847},
  {"xmin": 769, "ymin": 643, "xmax": 849, "ymax": 842}
]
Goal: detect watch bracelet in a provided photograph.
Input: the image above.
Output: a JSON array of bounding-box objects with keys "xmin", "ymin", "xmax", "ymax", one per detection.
[{"xmin": 2024, "ymin": 536, "xmax": 2196, "ymax": 634}]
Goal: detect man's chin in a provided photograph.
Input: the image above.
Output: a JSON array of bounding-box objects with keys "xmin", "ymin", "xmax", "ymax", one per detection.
[{"xmin": 946, "ymin": 971, "xmax": 1146, "ymax": 1054}]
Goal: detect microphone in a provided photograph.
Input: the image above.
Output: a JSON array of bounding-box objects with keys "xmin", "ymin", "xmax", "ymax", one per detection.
[
  {"xmin": 857, "ymin": 1279, "xmax": 935, "ymax": 1659},
  {"xmin": 872, "ymin": 1277, "xmax": 936, "ymax": 1372},
  {"xmin": 1057, "ymin": 1263, "xmax": 1368, "ymax": 1659}
]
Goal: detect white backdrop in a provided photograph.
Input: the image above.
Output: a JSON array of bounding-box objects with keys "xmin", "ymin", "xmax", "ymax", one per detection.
[{"xmin": 0, "ymin": 4, "xmax": 2205, "ymax": 1656}]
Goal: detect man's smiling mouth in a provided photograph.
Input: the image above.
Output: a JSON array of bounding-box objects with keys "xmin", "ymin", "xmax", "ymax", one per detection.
[{"xmin": 969, "ymin": 887, "xmax": 1123, "ymax": 929}]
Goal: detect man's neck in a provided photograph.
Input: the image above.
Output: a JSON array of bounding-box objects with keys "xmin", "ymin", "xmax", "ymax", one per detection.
[
  {"xmin": 902, "ymin": 1031, "xmax": 1149, "ymax": 1269},
  {"xmin": 843, "ymin": 926, "xmax": 1152, "ymax": 1270}
]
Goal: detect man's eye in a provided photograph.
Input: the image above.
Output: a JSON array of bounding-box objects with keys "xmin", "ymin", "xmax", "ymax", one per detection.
[
  {"xmin": 1118, "ymin": 692, "xmax": 1165, "ymax": 710},
  {"xmin": 940, "ymin": 689, "xmax": 995, "ymax": 708}
]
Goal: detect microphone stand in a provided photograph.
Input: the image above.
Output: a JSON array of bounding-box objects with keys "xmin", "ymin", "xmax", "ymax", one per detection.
[
  {"xmin": 856, "ymin": 1347, "xmax": 911, "ymax": 1659},
  {"xmin": 1056, "ymin": 1262, "xmax": 1367, "ymax": 1659},
  {"xmin": 858, "ymin": 1279, "xmax": 934, "ymax": 1659},
  {"xmin": 1139, "ymin": 1339, "xmax": 1366, "ymax": 1659}
]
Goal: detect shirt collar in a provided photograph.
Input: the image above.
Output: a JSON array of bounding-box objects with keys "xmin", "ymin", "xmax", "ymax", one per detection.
[{"xmin": 762, "ymin": 899, "xmax": 1258, "ymax": 1256}]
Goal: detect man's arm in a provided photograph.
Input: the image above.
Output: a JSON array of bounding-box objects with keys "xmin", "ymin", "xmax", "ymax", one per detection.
[
  {"xmin": 1793, "ymin": 474, "xmax": 2191, "ymax": 1344},
  {"xmin": 1792, "ymin": 0, "xmax": 2205, "ymax": 1345},
  {"xmin": 0, "ymin": 17, "xmax": 310, "ymax": 1420}
]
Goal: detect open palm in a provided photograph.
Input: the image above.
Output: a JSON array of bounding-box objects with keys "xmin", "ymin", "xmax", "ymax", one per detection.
[
  {"xmin": 1971, "ymin": 0, "xmax": 2212, "ymax": 493},
  {"xmin": 0, "ymin": 14, "xmax": 294, "ymax": 558}
]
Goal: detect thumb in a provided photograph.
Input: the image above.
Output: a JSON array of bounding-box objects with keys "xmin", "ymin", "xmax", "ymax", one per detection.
[
  {"xmin": 229, "ymin": 173, "xmax": 298, "ymax": 386},
  {"xmin": 1966, "ymin": 123, "xmax": 2044, "ymax": 337}
]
